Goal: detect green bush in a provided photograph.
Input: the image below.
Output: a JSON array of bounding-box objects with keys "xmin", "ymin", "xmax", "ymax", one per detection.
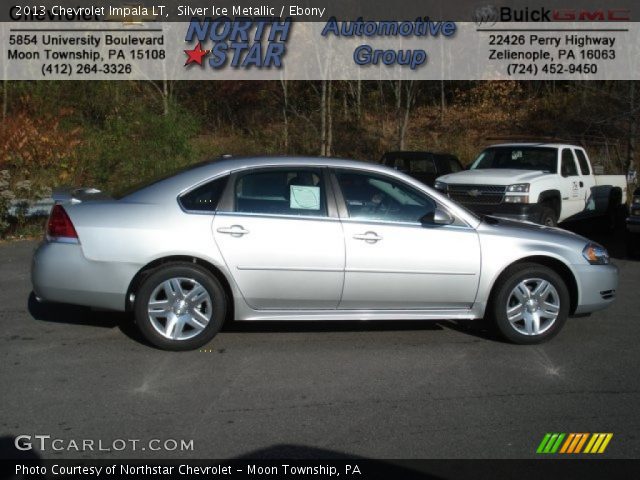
[{"xmin": 78, "ymin": 103, "xmax": 198, "ymax": 193}]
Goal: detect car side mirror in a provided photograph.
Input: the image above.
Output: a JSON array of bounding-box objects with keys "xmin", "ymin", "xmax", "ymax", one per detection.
[{"xmin": 420, "ymin": 208, "xmax": 454, "ymax": 226}]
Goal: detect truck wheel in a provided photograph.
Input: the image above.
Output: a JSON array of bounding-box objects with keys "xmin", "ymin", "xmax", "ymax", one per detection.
[
  {"xmin": 489, "ymin": 263, "xmax": 569, "ymax": 344},
  {"xmin": 539, "ymin": 207, "xmax": 557, "ymax": 227}
]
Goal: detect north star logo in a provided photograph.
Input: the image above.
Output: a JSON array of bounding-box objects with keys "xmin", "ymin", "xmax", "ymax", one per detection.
[
  {"xmin": 184, "ymin": 42, "xmax": 209, "ymax": 66},
  {"xmin": 183, "ymin": 17, "xmax": 292, "ymax": 69}
]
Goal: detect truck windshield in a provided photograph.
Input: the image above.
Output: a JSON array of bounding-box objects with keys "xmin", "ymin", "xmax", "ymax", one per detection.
[{"xmin": 471, "ymin": 147, "xmax": 557, "ymax": 172}]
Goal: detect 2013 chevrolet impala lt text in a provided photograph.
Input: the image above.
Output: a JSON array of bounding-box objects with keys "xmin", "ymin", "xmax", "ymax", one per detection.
[{"xmin": 31, "ymin": 157, "xmax": 618, "ymax": 350}]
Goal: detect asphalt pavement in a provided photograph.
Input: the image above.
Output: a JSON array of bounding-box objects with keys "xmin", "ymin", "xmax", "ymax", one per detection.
[{"xmin": 1, "ymin": 225, "xmax": 639, "ymax": 460}]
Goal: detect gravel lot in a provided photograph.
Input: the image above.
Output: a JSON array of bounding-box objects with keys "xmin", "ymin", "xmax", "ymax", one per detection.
[{"xmin": 1, "ymin": 224, "xmax": 639, "ymax": 460}]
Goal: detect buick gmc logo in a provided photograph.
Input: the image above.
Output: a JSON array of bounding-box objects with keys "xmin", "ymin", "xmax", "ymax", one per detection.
[
  {"xmin": 468, "ymin": 189, "xmax": 481, "ymax": 197},
  {"xmin": 473, "ymin": 5, "xmax": 499, "ymax": 26},
  {"xmin": 473, "ymin": 6, "xmax": 631, "ymax": 23}
]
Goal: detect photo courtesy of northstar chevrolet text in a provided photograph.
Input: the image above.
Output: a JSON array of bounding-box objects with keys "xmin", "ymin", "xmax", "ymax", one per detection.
[{"xmin": 1, "ymin": 0, "xmax": 639, "ymax": 478}]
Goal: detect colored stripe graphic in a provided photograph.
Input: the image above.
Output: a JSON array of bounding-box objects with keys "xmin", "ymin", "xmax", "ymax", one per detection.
[
  {"xmin": 559, "ymin": 433, "xmax": 575, "ymax": 453},
  {"xmin": 538, "ymin": 433, "xmax": 613, "ymax": 454},
  {"xmin": 536, "ymin": 433, "xmax": 565, "ymax": 453},
  {"xmin": 584, "ymin": 433, "xmax": 613, "ymax": 454},
  {"xmin": 537, "ymin": 433, "xmax": 551, "ymax": 453}
]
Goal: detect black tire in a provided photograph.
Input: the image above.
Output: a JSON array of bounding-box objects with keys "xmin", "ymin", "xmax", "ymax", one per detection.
[
  {"xmin": 602, "ymin": 192, "xmax": 624, "ymax": 232},
  {"xmin": 628, "ymin": 231, "xmax": 640, "ymax": 259},
  {"xmin": 539, "ymin": 206, "xmax": 558, "ymax": 227},
  {"xmin": 134, "ymin": 263, "xmax": 227, "ymax": 351},
  {"xmin": 489, "ymin": 263, "xmax": 570, "ymax": 345}
]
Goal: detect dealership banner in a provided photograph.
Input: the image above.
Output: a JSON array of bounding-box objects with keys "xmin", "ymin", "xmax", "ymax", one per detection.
[
  {"xmin": 4, "ymin": 459, "xmax": 640, "ymax": 479},
  {"xmin": 1, "ymin": 0, "xmax": 640, "ymax": 80}
]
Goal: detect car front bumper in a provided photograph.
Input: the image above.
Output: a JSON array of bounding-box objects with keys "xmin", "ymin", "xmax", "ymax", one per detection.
[
  {"xmin": 572, "ymin": 263, "xmax": 619, "ymax": 315},
  {"xmin": 31, "ymin": 241, "xmax": 137, "ymax": 311}
]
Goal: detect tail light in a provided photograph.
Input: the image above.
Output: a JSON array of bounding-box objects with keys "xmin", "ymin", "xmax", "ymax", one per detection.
[{"xmin": 47, "ymin": 204, "xmax": 78, "ymax": 243}]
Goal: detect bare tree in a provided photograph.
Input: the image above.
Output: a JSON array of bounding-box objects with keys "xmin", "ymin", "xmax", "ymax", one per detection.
[
  {"xmin": 280, "ymin": 78, "xmax": 289, "ymax": 152},
  {"xmin": 393, "ymin": 81, "xmax": 417, "ymax": 150},
  {"xmin": 319, "ymin": 80, "xmax": 334, "ymax": 156},
  {"xmin": 320, "ymin": 80, "xmax": 327, "ymax": 156},
  {"xmin": 629, "ymin": 81, "xmax": 637, "ymax": 177}
]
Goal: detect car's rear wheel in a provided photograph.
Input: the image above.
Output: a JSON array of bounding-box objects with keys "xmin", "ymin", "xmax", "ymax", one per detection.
[
  {"xmin": 134, "ymin": 263, "xmax": 226, "ymax": 351},
  {"xmin": 490, "ymin": 263, "xmax": 569, "ymax": 344}
]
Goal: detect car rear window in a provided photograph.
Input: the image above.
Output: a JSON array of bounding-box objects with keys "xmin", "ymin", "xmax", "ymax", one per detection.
[
  {"xmin": 179, "ymin": 175, "xmax": 229, "ymax": 212},
  {"xmin": 575, "ymin": 149, "xmax": 591, "ymax": 175}
]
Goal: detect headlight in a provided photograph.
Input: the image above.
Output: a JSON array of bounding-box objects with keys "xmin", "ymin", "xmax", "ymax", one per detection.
[
  {"xmin": 504, "ymin": 195, "xmax": 529, "ymax": 204},
  {"xmin": 507, "ymin": 183, "xmax": 530, "ymax": 193},
  {"xmin": 632, "ymin": 195, "xmax": 640, "ymax": 206},
  {"xmin": 582, "ymin": 242, "xmax": 610, "ymax": 265},
  {"xmin": 434, "ymin": 181, "xmax": 448, "ymax": 192}
]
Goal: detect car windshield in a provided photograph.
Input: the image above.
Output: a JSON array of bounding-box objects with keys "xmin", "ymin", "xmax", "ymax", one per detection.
[
  {"xmin": 470, "ymin": 147, "xmax": 557, "ymax": 172},
  {"xmin": 385, "ymin": 156, "xmax": 435, "ymax": 174}
]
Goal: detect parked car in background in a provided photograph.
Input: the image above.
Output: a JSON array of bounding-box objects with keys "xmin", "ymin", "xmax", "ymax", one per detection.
[
  {"xmin": 381, "ymin": 151, "xmax": 463, "ymax": 187},
  {"xmin": 435, "ymin": 143, "xmax": 627, "ymax": 227},
  {"xmin": 627, "ymin": 186, "xmax": 640, "ymax": 258},
  {"xmin": 32, "ymin": 156, "xmax": 617, "ymax": 350}
]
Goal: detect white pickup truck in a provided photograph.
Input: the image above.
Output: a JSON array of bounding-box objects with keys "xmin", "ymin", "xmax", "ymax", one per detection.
[{"xmin": 435, "ymin": 143, "xmax": 628, "ymax": 227}]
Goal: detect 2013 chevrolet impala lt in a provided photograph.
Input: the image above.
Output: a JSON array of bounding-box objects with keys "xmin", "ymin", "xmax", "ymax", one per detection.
[{"xmin": 32, "ymin": 157, "xmax": 618, "ymax": 350}]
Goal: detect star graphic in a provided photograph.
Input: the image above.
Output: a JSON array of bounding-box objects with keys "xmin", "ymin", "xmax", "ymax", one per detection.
[{"xmin": 184, "ymin": 42, "xmax": 209, "ymax": 66}]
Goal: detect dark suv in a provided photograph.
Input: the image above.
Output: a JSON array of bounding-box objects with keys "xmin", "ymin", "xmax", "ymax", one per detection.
[
  {"xmin": 381, "ymin": 151, "xmax": 463, "ymax": 187},
  {"xmin": 627, "ymin": 186, "xmax": 640, "ymax": 258}
]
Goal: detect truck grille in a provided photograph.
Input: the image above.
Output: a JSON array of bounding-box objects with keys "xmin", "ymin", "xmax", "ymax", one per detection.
[{"xmin": 448, "ymin": 185, "xmax": 506, "ymax": 205}]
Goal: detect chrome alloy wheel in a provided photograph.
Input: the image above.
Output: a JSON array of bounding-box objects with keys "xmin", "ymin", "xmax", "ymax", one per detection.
[
  {"xmin": 505, "ymin": 278, "xmax": 560, "ymax": 336},
  {"xmin": 147, "ymin": 277, "xmax": 213, "ymax": 341}
]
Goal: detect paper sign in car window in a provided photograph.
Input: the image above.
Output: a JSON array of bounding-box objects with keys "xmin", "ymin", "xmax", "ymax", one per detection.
[{"xmin": 290, "ymin": 185, "xmax": 320, "ymax": 210}]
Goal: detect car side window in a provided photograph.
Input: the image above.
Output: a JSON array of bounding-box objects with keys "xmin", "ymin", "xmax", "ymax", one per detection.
[
  {"xmin": 575, "ymin": 149, "xmax": 591, "ymax": 175},
  {"xmin": 448, "ymin": 158, "xmax": 463, "ymax": 173},
  {"xmin": 336, "ymin": 170, "xmax": 436, "ymax": 223},
  {"xmin": 561, "ymin": 149, "xmax": 579, "ymax": 177},
  {"xmin": 436, "ymin": 156, "xmax": 462, "ymax": 174},
  {"xmin": 235, "ymin": 169, "xmax": 326, "ymax": 217},
  {"xmin": 408, "ymin": 159, "xmax": 436, "ymax": 174},
  {"xmin": 179, "ymin": 175, "xmax": 229, "ymax": 212}
]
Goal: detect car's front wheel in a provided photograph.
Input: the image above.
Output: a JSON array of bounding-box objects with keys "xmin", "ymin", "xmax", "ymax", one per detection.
[
  {"xmin": 539, "ymin": 207, "xmax": 558, "ymax": 227},
  {"xmin": 134, "ymin": 263, "xmax": 227, "ymax": 351},
  {"xmin": 490, "ymin": 263, "xmax": 569, "ymax": 344}
]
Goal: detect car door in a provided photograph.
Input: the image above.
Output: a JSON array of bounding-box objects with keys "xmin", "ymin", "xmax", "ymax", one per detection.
[
  {"xmin": 559, "ymin": 148, "xmax": 587, "ymax": 218},
  {"xmin": 332, "ymin": 168, "xmax": 481, "ymax": 310},
  {"xmin": 212, "ymin": 167, "xmax": 344, "ymax": 310}
]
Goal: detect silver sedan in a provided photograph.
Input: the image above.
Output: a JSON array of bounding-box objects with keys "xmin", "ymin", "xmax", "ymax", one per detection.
[{"xmin": 32, "ymin": 157, "xmax": 618, "ymax": 350}]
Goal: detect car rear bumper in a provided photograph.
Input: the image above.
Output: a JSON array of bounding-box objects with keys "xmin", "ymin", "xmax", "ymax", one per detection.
[
  {"xmin": 31, "ymin": 241, "xmax": 136, "ymax": 311},
  {"xmin": 462, "ymin": 202, "xmax": 543, "ymax": 223},
  {"xmin": 572, "ymin": 263, "xmax": 619, "ymax": 315}
]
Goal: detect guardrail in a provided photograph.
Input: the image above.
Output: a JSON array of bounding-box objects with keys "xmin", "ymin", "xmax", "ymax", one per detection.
[{"xmin": 7, "ymin": 198, "xmax": 54, "ymax": 218}]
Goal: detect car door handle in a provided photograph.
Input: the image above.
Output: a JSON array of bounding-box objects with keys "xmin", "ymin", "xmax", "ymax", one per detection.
[
  {"xmin": 353, "ymin": 231, "xmax": 382, "ymax": 243},
  {"xmin": 217, "ymin": 225, "xmax": 249, "ymax": 237}
]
